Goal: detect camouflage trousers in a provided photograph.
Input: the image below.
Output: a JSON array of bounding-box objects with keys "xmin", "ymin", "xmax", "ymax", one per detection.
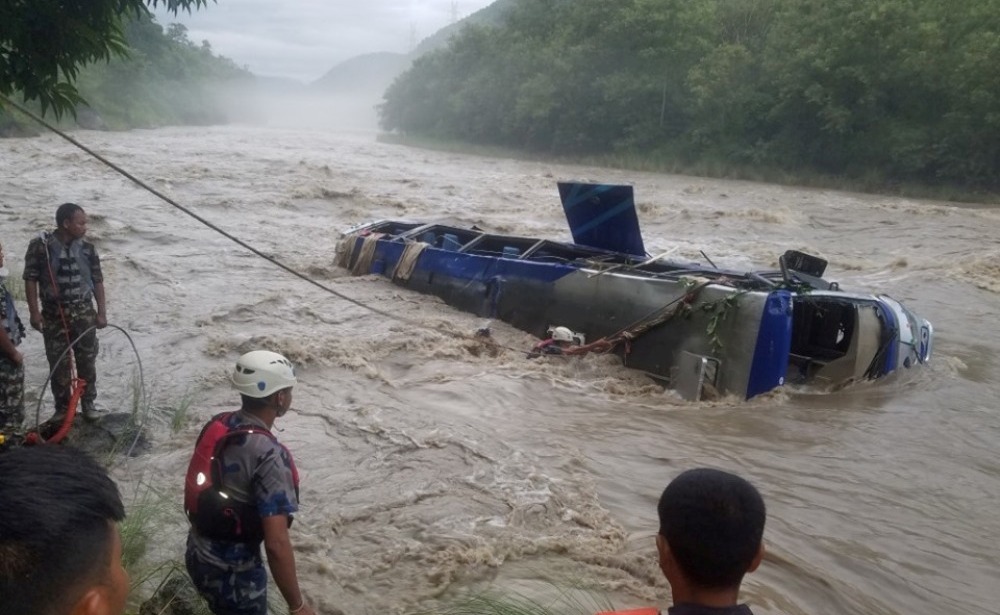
[
  {"xmin": 0, "ymin": 354, "xmax": 25, "ymax": 432},
  {"xmin": 41, "ymin": 302, "xmax": 98, "ymax": 416},
  {"xmin": 185, "ymin": 536, "xmax": 268, "ymax": 615}
]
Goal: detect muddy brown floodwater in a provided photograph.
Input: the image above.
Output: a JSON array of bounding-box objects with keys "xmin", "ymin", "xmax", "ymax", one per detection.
[{"xmin": 1, "ymin": 126, "xmax": 997, "ymax": 615}]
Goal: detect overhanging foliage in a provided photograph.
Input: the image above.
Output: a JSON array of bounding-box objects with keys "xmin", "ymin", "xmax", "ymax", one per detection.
[{"xmin": 0, "ymin": 0, "xmax": 212, "ymax": 117}]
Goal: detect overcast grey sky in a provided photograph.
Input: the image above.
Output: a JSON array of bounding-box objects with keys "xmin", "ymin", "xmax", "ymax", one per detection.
[{"xmin": 153, "ymin": 0, "xmax": 495, "ymax": 83}]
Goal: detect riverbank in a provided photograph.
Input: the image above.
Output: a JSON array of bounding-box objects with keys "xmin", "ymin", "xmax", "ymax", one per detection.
[{"xmin": 377, "ymin": 133, "xmax": 1000, "ymax": 206}]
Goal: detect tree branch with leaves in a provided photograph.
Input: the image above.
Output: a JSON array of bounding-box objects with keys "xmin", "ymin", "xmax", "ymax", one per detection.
[{"xmin": 0, "ymin": 0, "xmax": 212, "ymax": 117}]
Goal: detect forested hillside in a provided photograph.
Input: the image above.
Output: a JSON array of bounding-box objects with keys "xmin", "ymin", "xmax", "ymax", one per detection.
[
  {"xmin": 75, "ymin": 14, "xmax": 253, "ymax": 129},
  {"xmin": 2, "ymin": 13, "xmax": 252, "ymax": 133},
  {"xmin": 411, "ymin": 0, "xmax": 515, "ymax": 56},
  {"xmin": 379, "ymin": 0, "xmax": 1000, "ymax": 190}
]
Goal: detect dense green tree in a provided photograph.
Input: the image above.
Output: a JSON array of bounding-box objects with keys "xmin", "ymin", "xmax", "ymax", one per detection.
[
  {"xmin": 0, "ymin": 0, "xmax": 211, "ymax": 116},
  {"xmin": 381, "ymin": 0, "xmax": 1000, "ymax": 189},
  {"xmin": 72, "ymin": 13, "xmax": 251, "ymax": 129}
]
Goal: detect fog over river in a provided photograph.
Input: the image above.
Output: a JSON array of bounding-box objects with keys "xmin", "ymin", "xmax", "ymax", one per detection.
[{"xmin": 1, "ymin": 126, "xmax": 997, "ymax": 615}]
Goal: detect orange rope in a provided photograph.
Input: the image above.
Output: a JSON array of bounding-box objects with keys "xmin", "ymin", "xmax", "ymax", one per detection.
[{"xmin": 42, "ymin": 378, "xmax": 85, "ymax": 444}]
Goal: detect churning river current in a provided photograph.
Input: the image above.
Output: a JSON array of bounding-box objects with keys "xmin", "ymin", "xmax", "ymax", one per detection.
[{"xmin": 1, "ymin": 125, "xmax": 997, "ymax": 615}]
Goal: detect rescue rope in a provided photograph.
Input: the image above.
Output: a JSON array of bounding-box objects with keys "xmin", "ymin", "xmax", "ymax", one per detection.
[
  {"xmin": 26, "ymin": 323, "xmax": 93, "ymax": 445},
  {"xmin": 0, "ymin": 95, "xmax": 671, "ymax": 369},
  {"xmin": 42, "ymin": 231, "xmax": 83, "ymax": 440},
  {"xmin": 0, "ymin": 95, "xmax": 406, "ymax": 324},
  {"xmin": 22, "ymin": 377, "xmax": 85, "ymax": 446},
  {"xmin": 25, "ymin": 323, "xmax": 146, "ymax": 454},
  {"xmin": 0, "ymin": 96, "xmax": 543, "ymax": 358}
]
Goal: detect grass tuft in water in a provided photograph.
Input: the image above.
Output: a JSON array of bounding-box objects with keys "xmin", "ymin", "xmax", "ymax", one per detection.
[
  {"xmin": 168, "ymin": 389, "xmax": 195, "ymax": 433},
  {"xmin": 117, "ymin": 478, "xmax": 213, "ymax": 615},
  {"xmin": 118, "ymin": 481, "xmax": 169, "ymax": 574}
]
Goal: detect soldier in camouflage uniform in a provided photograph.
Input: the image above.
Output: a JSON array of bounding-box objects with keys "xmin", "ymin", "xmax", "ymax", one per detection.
[
  {"xmin": 22, "ymin": 203, "xmax": 107, "ymax": 423},
  {"xmin": 0, "ymin": 240, "xmax": 27, "ymax": 432},
  {"xmin": 184, "ymin": 351, "xmax": 317, "ymax": 615}
]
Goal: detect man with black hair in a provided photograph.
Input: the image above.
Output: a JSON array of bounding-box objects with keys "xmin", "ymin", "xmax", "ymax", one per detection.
[
  {"xmin": 23, "ymin": 202, "xmax": 108, "ymax": 424},
  {"xmin": 598, "ymin": 468, "xmax": 765, "ymax": 615},
  {"xmin": 0, "ymin": 445, "xmax": 129, "ymax": 615},
  {"xmin": 655, "ymin": 468, "xmax": 766, "ymax": 615}
]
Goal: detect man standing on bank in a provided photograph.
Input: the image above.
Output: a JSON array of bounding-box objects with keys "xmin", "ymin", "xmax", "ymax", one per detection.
[
  {"xmin": 184, "ymin": 350, "xmax": 317, "ymax": 615},
  {"xmin": 22, "ymin": 202, "xmax": 107, "ymax": 422},
  {"xmin": 0, "ymin": 239, "xmax": 27, "ymax": 433}
]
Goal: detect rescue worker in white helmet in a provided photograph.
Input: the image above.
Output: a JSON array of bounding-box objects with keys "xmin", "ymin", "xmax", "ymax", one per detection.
[
  {"xmin": 528, "ymin": 326, "xmax": 577, "ymax": 359},
  {"xmin": 183, "ymin": 350, "xmax": 318, "ymax": 615}
]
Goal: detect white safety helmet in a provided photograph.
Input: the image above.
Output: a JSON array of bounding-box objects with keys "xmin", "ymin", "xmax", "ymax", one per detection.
[
  {"xmin": 231, "ymin": 350, "xmax": 296, "ymax": 398},
  {"xmin": 550, "ymin": 326, "xmax": 574, "ymax": 343}
]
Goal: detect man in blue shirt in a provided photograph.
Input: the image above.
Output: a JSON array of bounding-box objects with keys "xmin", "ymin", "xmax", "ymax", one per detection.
[{"xmin": 184, "ymin": 350, "xmax": 317, "ymax": 615}]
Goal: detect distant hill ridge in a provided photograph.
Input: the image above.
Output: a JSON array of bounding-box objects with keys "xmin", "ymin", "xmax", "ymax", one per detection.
[
  {"xmin": 311, "ymin": 51, "xmax": 411, "ymax": 91},
  {"xmin": 310, "ymin": 0, "xmax": 512, "ymax": 92}
]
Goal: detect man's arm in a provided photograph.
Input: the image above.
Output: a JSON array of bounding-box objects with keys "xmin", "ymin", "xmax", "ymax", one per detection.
[
  {"xmin": 89, "ymin": 246, "xmax": 106, "ymax": 328},
  {"xmin": 94, "ymin": 281, "xmax": 107, "ymax": 328},
  {"xmin": 22, "ymin": 240, "xmax": 43, "ymax": 332},
  {"xmin": 262, "ymin": 515, "xmax": 317, "ymax": 615},
  {"xmin": 0, "ymin": 326, "xmax": 21, "ymax": 365},
  {"xmin": 24, "ymin": 281, "xmax": 42, "ymax": 332}
]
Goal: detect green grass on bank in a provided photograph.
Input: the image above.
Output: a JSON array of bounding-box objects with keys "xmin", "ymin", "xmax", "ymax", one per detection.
[
  {"xmin": 117, "ymin": 479, "xmax": 205, "ymax": 615},
  {"xmin": 116, "ymin": 395, "xmax": 211, "ymax": 615},
  {"xmin": 169, "ymin": 389, "xmax": 196, "ymax": 434},
  {"xmin": 119, "ymin": 482, "xmax": 172, "ymax": 582},
  {"xmin": 377, "ymin": 133, "xmax": 1000, "ymax": 206}
]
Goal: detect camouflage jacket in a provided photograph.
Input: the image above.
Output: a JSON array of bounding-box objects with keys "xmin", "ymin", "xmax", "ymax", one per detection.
[
  {"xmin": 22, "ymin": 232, "xmax": 103, "ymax": 308},
  {"xmin": 0, "ymin": 278, "xmax": 25, "ymax": 346}
]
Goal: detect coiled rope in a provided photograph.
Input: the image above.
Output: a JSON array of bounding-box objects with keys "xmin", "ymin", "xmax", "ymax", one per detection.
[{"xmin": 25, "ymin": 323, "xmax": 147, "ymax": 457}]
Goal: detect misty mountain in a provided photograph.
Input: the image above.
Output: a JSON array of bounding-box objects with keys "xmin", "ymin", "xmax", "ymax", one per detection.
[
  {"xmin": 310, "ymin": 0, "xmax": 514, "ymax": 95},
  {"xmin": 254, "ymin": 75, "xmax": 309, "ymax": 93},
  {"xmin": 295, "ymin": 1, "xmax": 514, "ymax": 132},
  {"xmin": 311, "ymin": 51, "xmax": 411, "ymax": 93}
]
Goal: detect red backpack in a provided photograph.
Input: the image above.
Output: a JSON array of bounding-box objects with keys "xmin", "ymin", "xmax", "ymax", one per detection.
[{"xmin": 184, "ymin": 412, "xmax": 299, "ymax": 542}]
